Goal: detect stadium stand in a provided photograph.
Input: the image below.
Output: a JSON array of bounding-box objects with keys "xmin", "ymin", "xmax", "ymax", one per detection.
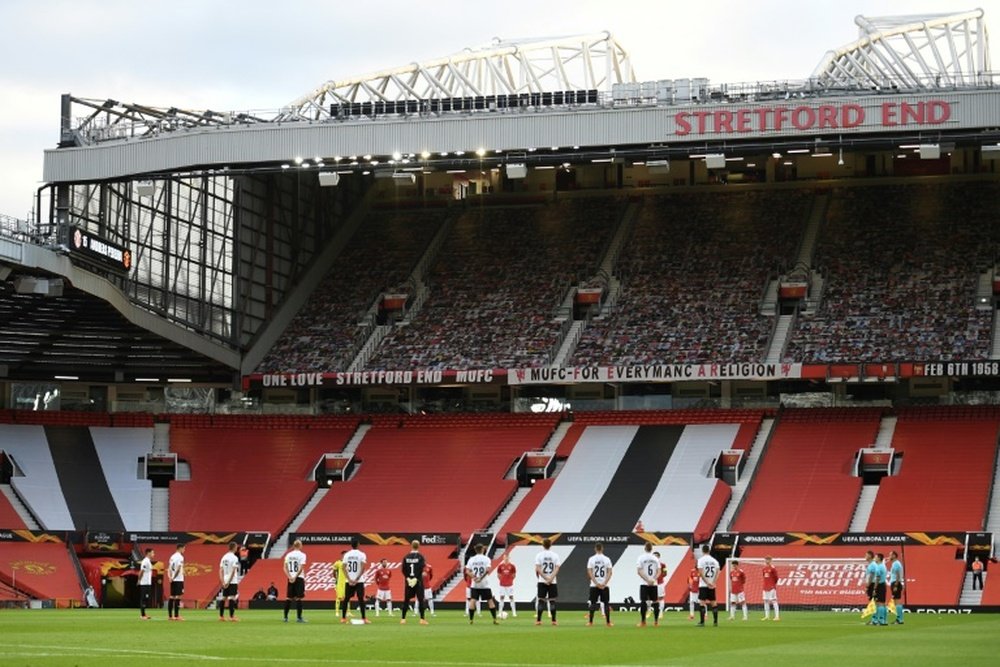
[
  {"xmin": 0, "ymin": 491, "xmax": 27, "ymax": 529},
  {"xmin": 785, "ymin": 181, "xmax": 999, "ymax": 362},
  {"xmin": 90, "ymin": 427, "xmax": 154, "ymax": 532},
  {"xmin": 733, "ymin": 408, "xmax": 881, "ymax": 532},
  {"xmin": 981, "ymin": 568, "xmax": 1000, "ymax": 605},
  {"xmin": 0, "ymin": 410, "xmax": 112, "ymax": 427},
  {"xmin": 521, "ymin": 425, "xmax": 636, "ymax": 532},
  {"xmin": 571, "ymin": 189, "xmax": 811, "ymax": 365},
  {"xmin": 168, "ymin": 419, "xmax": 358, "ymax": 535},
  {"xmin": 299, "ymin": 414, "xmax": 558, "ymax": 537},
  {"xmin": 258, "ymin": 208, "xmax": 450, "ymax": 373},
  {"xmin": 45, "ymin": 426, "xmax": 128, "ymax": 531},
  {"xmin": 495, "ymin": 477, "xmax": 554, "ymax": 536},
  {"xmin": 0, "ymin": 425, "xmax": 74, "ymax": 529},
  {"xmin": 0, "ymin": 542, "xmax": 83, "ymax": 607},
  {"xmin": 564, "ymin": 409, "xmax": 763, "ymax": 446},
  {"xmin": 521, "ymin": 411, "xmax": 763, "ymax": 534},
  {"xmin": 0, "ymin": 424, "xmax": 153, "ymax": 532},
  {"xmin": 866, "ymin": 406, "xmax": 1000, "ymax": 532},
  {"xmin": 636, "ymin": 424, "xmax": 738, "ymax": 534},
  {"xmin": 499, "ymin": 410, "xmax": 762, "ymax": 538},
  {"xmin": 366, "ymin": 198, "xmax": 620, "ymax": 370}
]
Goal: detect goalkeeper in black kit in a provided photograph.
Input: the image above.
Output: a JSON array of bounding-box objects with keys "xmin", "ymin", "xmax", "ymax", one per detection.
[{"xmin": 400, "ymin": 540, "xmax": 429, "ymax": 625}]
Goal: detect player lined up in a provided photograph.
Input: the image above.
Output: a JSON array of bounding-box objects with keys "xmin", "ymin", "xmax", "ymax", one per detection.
[{"xmin": 132, "ymin": 541, "xmax": 848, "ymax": 628}]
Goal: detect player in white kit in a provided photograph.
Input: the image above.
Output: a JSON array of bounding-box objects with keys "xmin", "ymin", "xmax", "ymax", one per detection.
[
  {"xmin": 138, "ymin": 548, "xmax": 154, "ymax": 620},
  {"xmin": 586, "ymin": 542, "xmax": 614, "ymax": 627},
  {"xmin": 535, "ymin": 538, "xmax": 562, "ymax": 626},
  {"xmin": 219, "ymin": 541, "xmax": 241, "ymax": 622},
  {"xmin": 283, "ymin": 539, "xmax": 307, "ymax": 623},
  {"xmin": 465, "ymin": 543, "xmax": 499, "ymax": 625},
  {"xmin": 696, "ymin": 544, "xmax": 721, "ymax": 627},
  {"xmin": 341, "ymin": 538, "xmax": 370, "ymax": 624}
]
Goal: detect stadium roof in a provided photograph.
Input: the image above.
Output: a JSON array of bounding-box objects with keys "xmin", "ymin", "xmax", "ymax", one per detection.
[
  {"xmin": 811, "ymin": 9, "xmax": 992, "ymax": 89},
  {"xmin": 277, "ymin": 32, "xmax": 636, "ymax": 121},
  {"xmin": 0, "ymin": 275, "xmax": 235, "ymax": 384}
]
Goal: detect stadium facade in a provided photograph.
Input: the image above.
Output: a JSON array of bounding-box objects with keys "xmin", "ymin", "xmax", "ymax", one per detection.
[{"xmin": 0, "ymin": 10, "xmax": 999, "ymax": 413}]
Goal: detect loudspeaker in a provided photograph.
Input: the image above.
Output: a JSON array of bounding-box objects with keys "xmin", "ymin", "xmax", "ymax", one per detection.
[
  {"xmin": 647, "ymin": 159, "xmax": 670, "ymax": 174},
  {"xmin": 919, "ymin": 144, "xmax": 941, "ymax": 160},
  {"xmin": 318, "ymin": 172, "xmax": 340, "ymax": 187},
  {"xmin": 136, "ymin": 181, "xmax": 155, "ymax": 198},
  {"xmin": 705, "ymin": 154, "xmax": 726, "ymax": 169},
  {"xmin": 13, "ymin": 276, "xmax": 63, "ymax": 297},
  {"xmin": 506, "ymin": 163, "xmax": 527, "ymax": 179}
]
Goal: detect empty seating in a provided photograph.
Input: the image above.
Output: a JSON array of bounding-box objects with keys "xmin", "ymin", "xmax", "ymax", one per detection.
[
  {"xmin": 499, "ymin": 410, "xmax": 763, "ymax": 538},
  {"xmin": 637, "ymin": 424, "xmax": 739, "ymax": 534},
  {"xmin": 90, "ymin": 427, "xmax": 154, "ymax": 531},
  {"xmin": 0, "ymin": 542, "xmax": 82, "ymax": 607},
  {"xmin": 169, "ymin": 424, "xmax": 357, "ymax": 535},
  {"xmin": 733, "ymin": 408, "xmax": 881, "ymax": 532},
  {"xmin": 981, "ymin": 569, "xmax": 1000, "ymax": 605},
  {"xmin": 523, "ymin": 426, "xmax": 636, "ymax": 532},
  {"xmin": 299, "ymin": 415, "xmax": 557, "ymax": 537},
  {"xmin": 866, "ymin": 407, "xmax": 1000, "ymax": 531},
  {"xmin": 0, "ymin": 490, "xmax": 26, "ymax": 529},
  {"xmin": 4, "ymin": 410, "xmax": 112, "ymax": 427},
  {"xmin": 0, "ymin": 425, "xmax": 74, "ymax": 529}
]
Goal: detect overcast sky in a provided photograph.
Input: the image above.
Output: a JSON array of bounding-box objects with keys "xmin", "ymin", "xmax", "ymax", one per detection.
[{"xmin": 0, "ymin": 0, "xmax": 996, "ymax": 217}]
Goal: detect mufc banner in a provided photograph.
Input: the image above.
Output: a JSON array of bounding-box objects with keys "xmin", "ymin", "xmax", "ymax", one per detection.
[{"xmin": 507, "ymin": 363, "xmax": 803, "ymax": 385}]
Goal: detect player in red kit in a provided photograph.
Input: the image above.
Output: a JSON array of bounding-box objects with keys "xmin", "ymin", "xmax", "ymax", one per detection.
[
  {"xmin": 496, "ymin": 552, "xmax": 517, "ymax": 618},
  {"xmin": 654, "ymin": 551, "xmax": 667, "ymax": 618},
  {"xmin": 422, "ymin": 562, "xmax": 436, "ymax": 616},
  {"xmin": 728, "ymin": 559, "xmax": 748, "ymax": 620},
  {"xmin": 687, "ymin": 566, "xmax": 700, "ymax": 620},
  {"xmin": 761, "ymin": 556, "xmax": 780, "ymax": 621},
  {"xmin": 374, "ymin": 558, "xmax": 393, "ymax": 617}
]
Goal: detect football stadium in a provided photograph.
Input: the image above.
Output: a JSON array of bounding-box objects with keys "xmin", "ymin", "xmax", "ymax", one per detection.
[{"xmin": 2, "ymin": 6, "xmax": 1000, "ymax": 666}]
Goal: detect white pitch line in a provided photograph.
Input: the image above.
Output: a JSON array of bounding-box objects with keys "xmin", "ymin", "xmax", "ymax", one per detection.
[
  {"xmin": 5, "ymin": 644, "xmax": 666, "ymax": 667},
  {"xmin": 7, "ymin": 644, "xmax": 225, "ymax": 661}
]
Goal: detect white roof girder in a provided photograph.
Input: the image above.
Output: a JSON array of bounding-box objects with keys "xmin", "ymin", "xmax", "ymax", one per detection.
[
  {"xmin": 811, "ymin": 9, "xmax": 992, "ymax": 90},
  {"xmin": 279, "ymin": 32, "xmax": 635, "ymax": 120}
]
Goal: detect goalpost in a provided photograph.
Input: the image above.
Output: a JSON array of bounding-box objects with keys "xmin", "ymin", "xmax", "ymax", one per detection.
[{"xmin": 725, "ymin": 557, "xmax": 870, "ymax": 613}]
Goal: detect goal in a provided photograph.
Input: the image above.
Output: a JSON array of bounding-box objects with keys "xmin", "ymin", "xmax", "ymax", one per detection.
[{"xmin": 724, "ymin": 557, "xmax": 870, "ymax": 612}]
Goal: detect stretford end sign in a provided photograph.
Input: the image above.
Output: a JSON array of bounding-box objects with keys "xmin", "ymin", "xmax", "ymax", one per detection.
[{"xmin": 672, "ymin": 99, "xmax": 952, "ymax": 137}]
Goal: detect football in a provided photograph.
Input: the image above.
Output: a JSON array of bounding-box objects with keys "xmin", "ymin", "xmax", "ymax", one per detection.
[{"xmin": 499, "ymin": 611, "xmax": 508, "ymax": 620}]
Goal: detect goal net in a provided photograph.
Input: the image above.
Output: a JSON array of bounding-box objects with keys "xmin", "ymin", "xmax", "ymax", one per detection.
[{"xmin": 724, "ymin": 557, "xmax": 870, "ymax": 612}]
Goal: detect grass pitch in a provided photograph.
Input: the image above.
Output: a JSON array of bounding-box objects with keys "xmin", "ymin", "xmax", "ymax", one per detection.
[{"xmin": 0, "ymin": 608, "xmax": 997, "ymax": 667}]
